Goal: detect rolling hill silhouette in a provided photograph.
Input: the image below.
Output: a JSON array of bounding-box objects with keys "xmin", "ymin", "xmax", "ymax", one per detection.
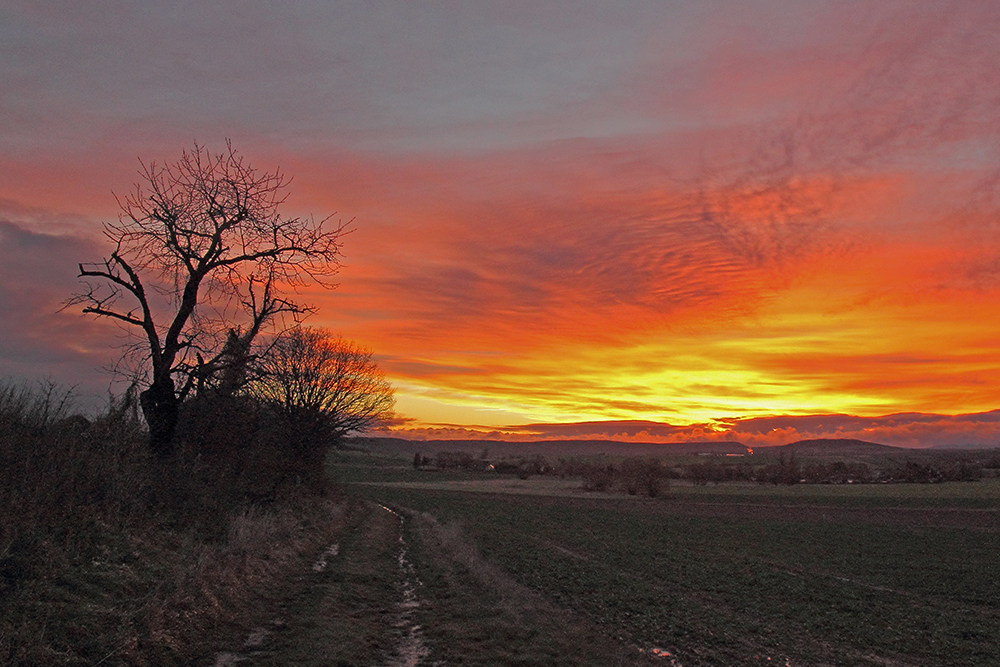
[{"xmin": 764, "ymin": 438, "xmax": 901, "ymax": 456}]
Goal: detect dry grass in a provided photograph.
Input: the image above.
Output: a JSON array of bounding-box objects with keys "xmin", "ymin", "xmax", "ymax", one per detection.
[
  {"xmin": 0, "ymin": 377, "xmax": 350, "ymax": 666},
  {"xmin": 2, "ymin": 493, "xmax": 348, "ymax": 666}
]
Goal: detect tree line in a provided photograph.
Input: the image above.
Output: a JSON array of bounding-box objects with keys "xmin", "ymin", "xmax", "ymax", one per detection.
[{"xmin": 411, "ymin": 450, "xmax": 992, "ymax": 497}]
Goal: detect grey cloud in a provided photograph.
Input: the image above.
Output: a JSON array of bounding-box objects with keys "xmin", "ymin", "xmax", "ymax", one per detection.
[{"xmin": 0, "ymin": 218, "xmax": 120, "ymax": 404}]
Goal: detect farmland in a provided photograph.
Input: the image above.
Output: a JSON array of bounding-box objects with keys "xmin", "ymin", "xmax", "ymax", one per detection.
[{"xmin": 331, "ymin": 450, "xmax": 1000, "ymax": 666}]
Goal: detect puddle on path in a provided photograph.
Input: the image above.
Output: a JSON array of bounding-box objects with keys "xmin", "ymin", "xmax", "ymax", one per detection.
[
  {"xmin": 640, "ymin": 645, "xmax": 684, "ymax": 666},
  {"xmin": 312, "ymin": 543, "xmax": 340, "ymax": 572},
  {"xmin": 212, "ymin": 618, "xmax": 286, "ymax": 666},
  {"xmin": 640, "ymin": 645, "xmax": 792, "ymax": 666},
  {"xmin": 380, "ymin": 505, "xmax": 430, "ymax": 667}
]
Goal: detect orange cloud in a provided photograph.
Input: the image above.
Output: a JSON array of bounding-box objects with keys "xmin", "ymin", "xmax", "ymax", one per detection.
[
  {"xmin": 282, "ymin": 143, "xmax": 1000, "ymax": 429},
  {"xmin": 384, "ymin": 412, "xmax": 1000, "ymax": 450}
]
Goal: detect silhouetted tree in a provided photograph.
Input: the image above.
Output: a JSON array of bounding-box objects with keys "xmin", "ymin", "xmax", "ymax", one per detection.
[
  {"xmin": 435, "ymin": 451, "xmax": 474, "ymax": 470},
  {"xmin": 757, "ymin": 452, "xmax": 801, "ymax": 485},
  {"xmin": 252, "ymin": 327, "xmax": 395, "ymax": 485},
  {"xmin": 69, "ymin": 142, "xmax": 347, "ymax": 458}
]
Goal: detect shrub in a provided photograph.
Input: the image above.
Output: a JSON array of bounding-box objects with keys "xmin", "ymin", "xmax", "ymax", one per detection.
[
  {"xmin": 581, "ymin": 463, "xmax": 616, "ymax": 492},
  {"xmin": 618, "ymin": 457, "xmax": 667, "ymax": 497}
]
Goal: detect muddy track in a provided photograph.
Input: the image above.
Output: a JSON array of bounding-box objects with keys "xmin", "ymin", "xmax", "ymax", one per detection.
[
  {"xmin": 381, "ymin": 505, "xmax": 430, "ymax": 667},
  {"xmin": 209, "ymin": 498, "xmax": 665, "ymax": 666},
  {"xmin": 211, "ymin": 499, "xmax": 414, "ymax": 666}
]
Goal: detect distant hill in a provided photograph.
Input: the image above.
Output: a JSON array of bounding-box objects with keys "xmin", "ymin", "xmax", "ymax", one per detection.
[
  {"xmin": 765, "ymin": 438, "xmax": 902, "ymax": 456},
  {"xmin": 930, "ymin": 441, "xmax": 1000, "ymax": 450},
  {"xmin": 347, "ymin": 437, "xmax": 749, "ymax": 458}
]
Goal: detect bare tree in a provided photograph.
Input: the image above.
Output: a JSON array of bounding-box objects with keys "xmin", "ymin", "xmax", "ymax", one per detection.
[
  {"xmin": 253, "ymin": 327, "xmax": 395, "ymax": 481},
  {"xmin": 69, "ymin": 142, "xmax": 347, "ymax": 458}
]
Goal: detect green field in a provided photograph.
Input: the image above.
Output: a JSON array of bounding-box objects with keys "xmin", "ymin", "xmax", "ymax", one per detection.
[{"xmin": 333, "ymin": 452, "xmax": 1000, "ymax": 666}]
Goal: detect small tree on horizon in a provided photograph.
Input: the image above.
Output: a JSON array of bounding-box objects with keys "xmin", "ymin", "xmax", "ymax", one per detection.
[{"xmin": 69, "ymin": 142, "xmax": 348, "ymax": 458}]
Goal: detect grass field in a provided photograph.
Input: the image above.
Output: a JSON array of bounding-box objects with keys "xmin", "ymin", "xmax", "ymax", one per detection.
[{"xmin": 332, "ymin": 452, "xmax": 1000, "ymax": 666}]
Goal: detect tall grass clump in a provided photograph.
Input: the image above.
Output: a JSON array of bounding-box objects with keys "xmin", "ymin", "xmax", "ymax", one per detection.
[
  {"xmin": 1, "ymin": 379, "xmax": 147, "ymax": 564},
  {"xmin": 0, "ymin": 378, "xmax": 345, "ymax": 666}
]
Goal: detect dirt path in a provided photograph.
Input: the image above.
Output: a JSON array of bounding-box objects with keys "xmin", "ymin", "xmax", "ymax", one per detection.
[
  {"xmin": 211, "ymin": 499, "xmax": 408, "ymax": 666},
  {"xmin": 381, "ymin": 505, "xmax": 431, "ymax": 667},
  {"xmin": 208, "ymin": 498, "xmax": 664, "ymax": 666}
]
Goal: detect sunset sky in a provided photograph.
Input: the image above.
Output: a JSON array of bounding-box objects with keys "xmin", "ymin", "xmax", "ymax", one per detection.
[{"xmin": 4, "ymin": 1, "xmax": 1000, "ymax": 447}]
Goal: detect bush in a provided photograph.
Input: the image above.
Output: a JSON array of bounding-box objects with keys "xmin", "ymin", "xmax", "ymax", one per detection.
[
  {"xmin": 799, "ymin": 461, "xmax": 872, "ymax": 484},
  {"xmin": 435, "ymin": 451, "xmax": 475, "ymax": 470},
  {"xmin": 685, "ymin": 460, "xmax": 750, "ymax": 485},
  {"xmin": 0, "ymin": 381, "xmax": 148, "ymax": 551},
  {"xmin": 619, "ymin": 457, "xmax": 667, "ymax": 497},
  {"xmin": 581, "ymin": 463, "xmax": 616, "ymax": 492},
  {"xmin": 756, "ymin": 454, "xmax": 801, "ymax": 485}
]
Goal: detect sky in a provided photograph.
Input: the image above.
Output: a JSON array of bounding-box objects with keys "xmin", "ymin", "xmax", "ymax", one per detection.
[{"xmin": 4, "ymin": 1, "xmax": 1000, "ymax": 447}]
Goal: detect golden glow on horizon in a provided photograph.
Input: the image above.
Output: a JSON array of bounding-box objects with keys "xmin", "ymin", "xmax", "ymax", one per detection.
[{"xmin": 356, "ymin": 232, "xmax": 1000, "ymax": 430}]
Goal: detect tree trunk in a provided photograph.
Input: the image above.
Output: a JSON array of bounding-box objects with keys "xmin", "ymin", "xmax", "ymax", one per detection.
[{"xmin": 140, "ymin": 378, "xmax": 179, "ymax": 459}]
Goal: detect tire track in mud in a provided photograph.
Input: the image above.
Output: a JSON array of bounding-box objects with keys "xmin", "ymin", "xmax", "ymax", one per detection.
[
  {"xmin": 379, "ymin": 505, "xmax": 431, "ymax": 667},
  {"xmin": 210, "ymin": 500, "xmax": 431, "ymax": 667},
  {"xmin": 404, "ymin": 510, "xmax": 669, "ymax": 667}
]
